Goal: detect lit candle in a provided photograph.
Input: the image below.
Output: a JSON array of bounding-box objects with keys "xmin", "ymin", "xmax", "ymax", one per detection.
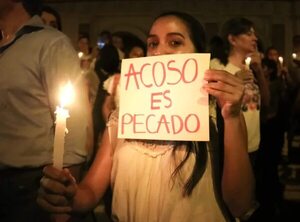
[
  {"xmin": 53, "ymin": 81, "xmax": 75, "ymax": 169},
  {"xmin": 292, "ymin": 53, "xmax": 297, "ymax": 60},
  {"xmin": 278, "ymin": 56, "xmax": 283, "ymax": 66},
  {"xmin": 245, "ymin": 57, "xmax": 252, "ymax": 70},
  {"xmin": 78, "ymin": 52, "xmax": 83, "ymax": 59}
]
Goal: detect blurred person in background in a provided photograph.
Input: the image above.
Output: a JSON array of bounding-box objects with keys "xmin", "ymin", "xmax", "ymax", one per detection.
[
  {"xmin": 77, "ymin": 32, "xmax": 92, "ymax": 56},
  {"xmin": 93, "ymin": 44, "xmax": 120, "ymax": 152},
  {"xmin": 257, "ymin": 58, "xmax": 286, "ymax": 221},
  {"xmin": 210, "ymin": 17, "xmax": 269, "ymax": 221},
  {"xmin": 97, "ymin": 30, "xmax": 112, "ymax": 49},
  {"xmin": 91, "ymin": 44, "xmax": 121, "ymax": 218},
  {"xmin": 288, "ymin": 35, "xmax": 300, "ymax": 154},
  {"xmin": 40, "ymin": 5, "xmax": 62, "ymax": 31},
  {"xmin": 210, "ymin": 17, "xmax": 269, "ymax": 166},
  {"xmin": 264, "ymin": 46, "xmax": 293, "ymax": 165},
  {"xmin": 102, "ymin": 34, "xmax": 146, "ymax": 122},
  {"xmin": 0, "ymin": 0, "xmax": 90, "ymax": 221}
]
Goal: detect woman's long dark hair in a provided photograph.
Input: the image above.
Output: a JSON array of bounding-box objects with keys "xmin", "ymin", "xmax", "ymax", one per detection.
[
  {"xmin": 150, "ymin": 11, "xmax": 208, "ymax": 196},
  {"xmin": 152, "ymin": 11, "xmax": 206, "ymax": 53},
  {"xmin": 22, "ymin": 0, "xmax": 43, "ymax": 16},
  {"xmin": 171, "ymin": 141, "xmax": 208, "ymax": 196},
  {"xmin": 94, "ymin": 44, "xmax": 120, "ymax": 82},
  {"xmin": 216, "ymin": 17, "xmax": 254, "ymax": 65},
  {"xmin": 41, "ymin": 5, "xmax": 62, "ymax": 31}
]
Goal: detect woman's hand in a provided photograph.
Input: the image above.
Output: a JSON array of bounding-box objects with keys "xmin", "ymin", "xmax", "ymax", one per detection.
[
  {"xmin": 204, "ymin": 69, "xmax": 244, "ymax": 119},
  {"xmin": 249, "ymin": 51, "xmax": 262, "ymax": 65},
  {"xmin": 37, "ymin": 166, "xmax": 77, "ymax": 213},
  {"xmin": 249, "ymin": 52, "xmax": 263, "ymax": 74},
  {"xmin": 236, "ymin": 69, "xmax": 254, "ymax": 84}
]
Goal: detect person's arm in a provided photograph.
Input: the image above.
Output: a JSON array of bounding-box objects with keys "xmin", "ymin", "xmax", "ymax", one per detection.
[
  {"xmin": 37, "ymin": 128, "xmax": 113, "ymax": 213},
  {"xmin": 204, "ymin": 70, "xmax": 255, "ymax": 217},
  {"xmin": 72, "ymin": 128, "xmax": 113, "ymax": 212},
  {"xmin": 222, "ymin": 114, "xmax": 255, "ymax": 217}
]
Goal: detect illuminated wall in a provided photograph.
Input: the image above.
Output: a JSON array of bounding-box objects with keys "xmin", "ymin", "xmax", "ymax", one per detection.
[{"xmin": 46, "ymin": 0, "xmax": 300, "ymax": 59}]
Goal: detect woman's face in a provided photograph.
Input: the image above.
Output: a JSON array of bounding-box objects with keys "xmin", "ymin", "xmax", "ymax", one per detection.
[
  {"xmin": 41, "ymin": 11, "xmax": 58, "ymax": 29},
  {"xmin": 129, "ymin": 46, "xmax": 145, "ymax": 58},
  {"xmin": 78, "ymin": 37, "xmax": 90, "ymax": 52},
  {"xmin": 112, "ymin": 36, "xmax": 124, "ymax": 50},
  {"xmin": 267, "ymin": 49, "xmax": 279, "ymax": 62},
  {"xmin": 229, "ymin": 27, "xmax": 257, "ymax": 54},
  {"xmin": 147, "ymin": 15, "xmax": 196, "ymax": 56}
]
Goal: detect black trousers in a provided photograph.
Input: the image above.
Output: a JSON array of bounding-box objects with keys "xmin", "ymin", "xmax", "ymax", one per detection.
[{"xmin": 0, "ymin": 167, "xmax": 51, "ymax": 222}]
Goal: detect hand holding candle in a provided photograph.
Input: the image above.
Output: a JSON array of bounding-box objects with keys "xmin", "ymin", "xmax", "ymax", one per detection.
[{"xmin": 53, "ymin": 81, "xmax": 75, "ymax": 169}]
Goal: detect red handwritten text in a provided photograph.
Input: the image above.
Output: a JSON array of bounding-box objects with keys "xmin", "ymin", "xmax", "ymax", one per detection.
[
  {"xmin": 121, "ymin": 113, "xmax": 200, "ymax": 135},
  {"xmin": 124, "ymin": 58, "xmax": 199, "ymax": 90}
]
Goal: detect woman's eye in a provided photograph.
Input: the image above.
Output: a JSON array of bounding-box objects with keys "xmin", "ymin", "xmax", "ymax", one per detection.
[
  {"xmin": 246, "ymin": 31, "xmax": 255, "ymax": 36},
  {"xmin": 147, "ymin": 41, "xmax": 158, "ymax": 49},
  {"xmin": 169, "ymin": 40, "xmax": 183, "ymax": 47}
]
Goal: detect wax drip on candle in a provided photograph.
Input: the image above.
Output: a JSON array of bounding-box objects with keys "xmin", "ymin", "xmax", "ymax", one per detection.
[
  {"xmin": 58, "ymin": 81, "xmax": 74, "ymax": 134},
  {"xmin": 53, "ymin": 81, "xmax": 75, "ymax": 169}
]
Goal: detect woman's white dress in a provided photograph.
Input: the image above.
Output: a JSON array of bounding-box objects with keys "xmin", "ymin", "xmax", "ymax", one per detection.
[{"xmin": 107, "ymin": 111, "xmax": 226, "ymax": 222}]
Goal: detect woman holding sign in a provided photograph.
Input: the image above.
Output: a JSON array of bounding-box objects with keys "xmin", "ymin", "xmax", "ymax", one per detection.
[{"xmin": 37, "ymin": 11, "xmax": 255, "ymax": 222}]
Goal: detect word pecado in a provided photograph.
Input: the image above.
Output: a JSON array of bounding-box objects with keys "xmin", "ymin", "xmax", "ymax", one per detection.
[{"xmin": 121, "ymin": 113, "xmax": 201, "ymax": 134}]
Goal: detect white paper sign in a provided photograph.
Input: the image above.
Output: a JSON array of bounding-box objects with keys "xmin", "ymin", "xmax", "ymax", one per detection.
[{"xmin": 118, "ymin": 53, "xmax": 210, "ymax": 141}]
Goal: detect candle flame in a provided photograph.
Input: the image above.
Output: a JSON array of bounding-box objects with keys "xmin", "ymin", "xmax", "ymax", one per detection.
[
  {"xmin": 292, "ymin": 53, "xmax": 297, "ymax": 59},
  {"xmin": 278, "ymin": 56, "xmax": 283, "ymax": 64},
  {"xmin": 59, "ymin": 81, "xmax": 75, "ymax": 107},
  {"xmin": 245, "ymin": 57, "xmax": 252, "ymax": 66},
  {"xmin": 78, "ymin": 52, "xmax": 84, "ymax": 58}
]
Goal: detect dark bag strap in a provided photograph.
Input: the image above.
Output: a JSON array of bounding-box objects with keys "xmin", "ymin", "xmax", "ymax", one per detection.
[{"xmin": 0, "ymin": 25, "xmax": 44, "ymax": 54}]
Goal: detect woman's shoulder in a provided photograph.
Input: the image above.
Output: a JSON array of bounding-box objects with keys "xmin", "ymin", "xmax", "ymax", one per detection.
[
  {"xmin": 103, "ymin": 74, "xmax": 120, "ymax": 93},
  {"xmin": 210, "ymin": 58, "xmax": 224, "ymax": 70}
]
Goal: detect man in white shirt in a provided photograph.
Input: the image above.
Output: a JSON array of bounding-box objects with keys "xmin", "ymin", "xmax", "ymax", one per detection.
[{"xmin": 0, "ymin": 1, "xmax": 90, "ymax": 221}]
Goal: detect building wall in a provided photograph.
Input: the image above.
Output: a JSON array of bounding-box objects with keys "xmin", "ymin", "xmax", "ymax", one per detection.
[{"xmin": 47, "ymin": 0, "xmax": 300, "ymax": 59}]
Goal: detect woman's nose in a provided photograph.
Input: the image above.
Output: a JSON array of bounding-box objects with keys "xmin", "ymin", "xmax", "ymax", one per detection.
[
  {"xmin": 152, "ymin": 50, "xmax": 161, "ymax": 56},
  {"xmin": 153, "ymin": 44, "xmax": 172, "ymax": 56}
]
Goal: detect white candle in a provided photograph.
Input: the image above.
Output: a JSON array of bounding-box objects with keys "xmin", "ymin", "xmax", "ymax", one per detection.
[
  {"xmin": 245, "ymin": 57, "xmax": 252, "ymax": 70},
  {"xmin": 278, "ymin": 56, "xmax": 283, "ymax": 66},
  {"xmin": 53, "ymin": 107, "xmax": 69, "ymax": 169},
  {"xmin": 78, "ymin": 52, "xmax": 83, "ymax": 59},
  {"xmin": 53, "ymin": 82, "xmax": 74, "ymax": 169},
  {"xmin": 292, "ymin": 53, "xmax": 297, "ymax": 59}
]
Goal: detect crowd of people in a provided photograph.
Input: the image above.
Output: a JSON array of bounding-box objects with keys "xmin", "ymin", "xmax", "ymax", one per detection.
[{"xmin": 0, "ymin": 0, "xmax": 299, "ymax": 222}]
